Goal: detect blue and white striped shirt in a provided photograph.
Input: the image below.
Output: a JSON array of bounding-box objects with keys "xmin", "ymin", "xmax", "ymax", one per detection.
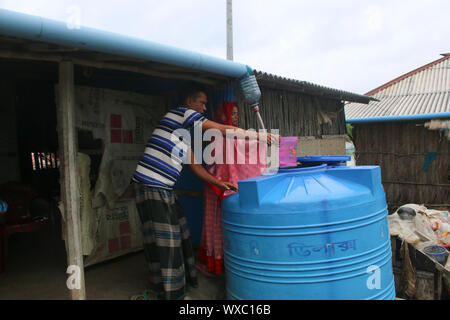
[{"xmin": 132, "ymin": 107, "xmax": 207, "ymax": 189}]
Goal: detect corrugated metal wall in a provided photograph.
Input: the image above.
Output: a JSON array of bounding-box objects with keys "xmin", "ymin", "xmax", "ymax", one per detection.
[
  {"xmin": 235, "ymin": 84, "xmax": 346, "ymax": 137},
  {"xmin": 353, "ymin": 122, "xmax": 450, "ymax": 211}
]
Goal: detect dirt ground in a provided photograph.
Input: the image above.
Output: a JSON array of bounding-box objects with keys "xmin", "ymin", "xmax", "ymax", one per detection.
[
  {"xmin": 0, "ymin": 224, "xmax": 410, "ymax": 300},
  {"xmin": 0, "ymin": 225, "xmax": 226, "ymax": 300}
]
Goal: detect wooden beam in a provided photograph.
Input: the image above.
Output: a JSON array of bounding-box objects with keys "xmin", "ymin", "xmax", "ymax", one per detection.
[
  {"xmin": 57, "ymin": 61, "xmax": 86, "ymax": 300},
  {"xmin": 0, "ymin": 49, "xmax": 220, "ymax": 85},
  {"xmin": 27, "ymin": 43, "xmax": 80, "ymax": 53}
]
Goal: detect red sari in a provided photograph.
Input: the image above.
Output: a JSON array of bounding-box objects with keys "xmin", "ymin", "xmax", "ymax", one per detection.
[{"xmin": 197, "ymin": 102, "xmax": 267, "ymax": 275}]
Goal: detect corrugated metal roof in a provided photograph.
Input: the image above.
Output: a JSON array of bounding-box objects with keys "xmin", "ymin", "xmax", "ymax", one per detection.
[
  {"xmin": 254, "ymin": 70, "xmax": 375, "ymax": 104},
  {"xmin": 346, "ymin": 55, "xmax": 450, "ymax": 122}
]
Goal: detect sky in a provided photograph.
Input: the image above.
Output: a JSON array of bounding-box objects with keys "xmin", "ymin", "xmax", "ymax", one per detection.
[{"xmin": 1, "ymin": 0, "xmax": 449, "ymax": 95}]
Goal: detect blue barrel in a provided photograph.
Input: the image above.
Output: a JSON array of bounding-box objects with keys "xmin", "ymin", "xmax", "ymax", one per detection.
[{"xmin": 221, "ymin": 164, "xmax": 395, "ymax": 300}]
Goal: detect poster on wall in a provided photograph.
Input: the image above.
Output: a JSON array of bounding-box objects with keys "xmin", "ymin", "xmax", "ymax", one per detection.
[{"xmin": 56, "ymin": 85, "xmax": 169, "ymax": 267}]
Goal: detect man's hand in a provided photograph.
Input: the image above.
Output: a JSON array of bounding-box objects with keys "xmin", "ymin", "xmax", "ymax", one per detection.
[
  {"xmin": 269, "ymin": 133, "xmax": 280, "ymax": 145},
  {"xmin": 188, "ymin": 148, "xmax": 239, "ymax": 192},
  {"xmin": 258, "ymin": 132, "xmax": 280, "ymax": 145},
  {"xmin": 215, "ymin": 181, "xmax": 238, "ymax": 192}
]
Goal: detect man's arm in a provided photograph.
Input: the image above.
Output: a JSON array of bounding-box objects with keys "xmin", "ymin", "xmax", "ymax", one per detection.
[
  {"xmin": 187, "ymin": 148, "xmax": 238, "ymax": 191},
  {"xmin": 202, "ymin": 119, "xmax": 277, "ymax": 144}
]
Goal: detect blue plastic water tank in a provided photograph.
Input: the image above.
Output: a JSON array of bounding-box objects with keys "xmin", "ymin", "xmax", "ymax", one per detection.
[{"xmin": 221, "ymin": 163, "xmax": 396, "ymax": 300}]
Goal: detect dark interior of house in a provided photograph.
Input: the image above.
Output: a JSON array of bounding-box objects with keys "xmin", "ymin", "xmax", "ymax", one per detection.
[{"xmin": 0, "ymin": 59, "xmax": 221, "ymax": 299}]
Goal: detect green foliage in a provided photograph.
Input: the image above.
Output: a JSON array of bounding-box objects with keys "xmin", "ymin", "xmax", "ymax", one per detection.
[{"xmin": 346, "ymin": 123, "xmax": 353, "ymax": 139}]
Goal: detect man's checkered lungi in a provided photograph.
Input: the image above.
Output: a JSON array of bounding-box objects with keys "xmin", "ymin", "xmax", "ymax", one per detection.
[{"xmin": 134, "ymin": 184, "xmax": 198, "ymax": 300}]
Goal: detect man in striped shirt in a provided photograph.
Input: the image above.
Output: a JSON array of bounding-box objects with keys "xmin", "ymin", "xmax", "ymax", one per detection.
[
  {"xmin": 132, "ymin": 89, "xmax": 274, "ymax": 300},
  {"xmin": 132, "ymin": 96, "xmax": 235, "ymax": 191}
]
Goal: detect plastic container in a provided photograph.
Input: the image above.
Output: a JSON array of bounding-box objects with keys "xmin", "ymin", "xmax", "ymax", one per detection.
[
  {"xmin": 0, "ymin": 200, "xmax": 7, "ymax": 213},
  {"xmin": 279, "ymin": 137, "xmax": 298, "ymax": 168},
  {"xmin": 239, "ymin": 75, "xmax": 261, "ymax": 107},
  {"xmin": 222, "ymin": 162, "xmax": 396, "ymax": 300},
  {"xmin": 423, "ymin": 245, "xmax": 448, "ymax": 264}
]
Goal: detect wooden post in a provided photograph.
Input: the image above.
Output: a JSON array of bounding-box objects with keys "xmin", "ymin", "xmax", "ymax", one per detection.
[{"xmin": 57, "ymin": 61, "xmax": 86, "ymax": 300}]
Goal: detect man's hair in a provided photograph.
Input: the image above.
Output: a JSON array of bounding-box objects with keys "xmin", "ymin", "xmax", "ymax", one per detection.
[{"xmin": 182, "ymin": 87, "xmax": 206, "ymax": 102}]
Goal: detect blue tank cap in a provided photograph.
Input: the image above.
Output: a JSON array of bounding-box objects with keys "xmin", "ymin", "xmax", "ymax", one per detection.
[
  {"xmin": 278, "ymin": 163, "xmax": 327, "ymax": 173},
  {"xmin": 298, "ymin": 156, "xmax": 350, "ymax": 166}
]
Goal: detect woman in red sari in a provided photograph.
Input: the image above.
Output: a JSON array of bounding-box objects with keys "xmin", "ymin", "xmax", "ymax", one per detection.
[{"xmin": 196, "ymin": 102, "xmax": 267, "ymax": 276}]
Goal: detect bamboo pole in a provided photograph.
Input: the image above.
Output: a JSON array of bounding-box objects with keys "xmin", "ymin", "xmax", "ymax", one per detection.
[{"xmin": 57, "ymin": 61, "xmax": 86, "ymax": 300}]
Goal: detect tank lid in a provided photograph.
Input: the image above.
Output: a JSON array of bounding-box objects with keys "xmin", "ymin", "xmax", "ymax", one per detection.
[
  {"xmin": 298, "ymin": 156, "xmax": 350, "ymax": 166},
  {"xmin": 278, "ymin": 163, "xmax": 327, "ymax": 173},
  {"xmin": 231, "ymin": 165, "xmax": 384, "ymax": 213}
]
